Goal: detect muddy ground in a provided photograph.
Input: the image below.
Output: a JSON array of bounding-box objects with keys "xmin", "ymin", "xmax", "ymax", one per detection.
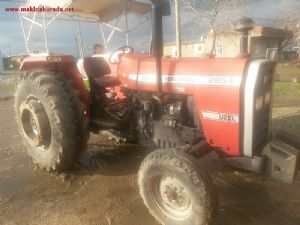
[{"xmin": 0, "ymin": 72, "xmax": 300, "ymax": 225}]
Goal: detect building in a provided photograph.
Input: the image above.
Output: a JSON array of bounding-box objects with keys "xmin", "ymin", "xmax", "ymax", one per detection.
[
  {"xmin": 249, "ymin": 26, "xmax": 293, "ymax": 58},
  {"xmin": 164, "ymin": 26, "xmax": 293, "ymax": 59},
  {"xmin": 204, "ymin": 31, "xmax": 240, "ymax": 57},
  {"xmin": 164, "ymin": 38, "xmax": 205, "ymax": 57},
  {"xmin": 3, "ymin": 55, "xmax": 28, "ymax": 70}
]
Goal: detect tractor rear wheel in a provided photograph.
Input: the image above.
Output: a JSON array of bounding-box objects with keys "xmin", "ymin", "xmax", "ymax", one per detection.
[
  {"xmin": 15, "ymin": 70, "xmax": 88, "ymax": 172},
  {"xmin": 138, "ymin": 149, "xmax": 218, "ymax": 225}
]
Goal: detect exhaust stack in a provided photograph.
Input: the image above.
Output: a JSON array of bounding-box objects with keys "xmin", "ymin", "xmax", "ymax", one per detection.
[
  {"xmin": 234, "ymin": 17, "xmax": 255, "ymax": 58},
  {"xmin": 150, "ymin": 0, "xmax": 171, "ymax": 94},
  {"xmin": 151, "ymin": 1, "xmax": 163, "ymax": 94}
]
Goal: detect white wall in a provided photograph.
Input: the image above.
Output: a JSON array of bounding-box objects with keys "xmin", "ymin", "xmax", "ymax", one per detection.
[{"xmin": 164, "ymin": 43, "xmax": 205, "ymax": 57}]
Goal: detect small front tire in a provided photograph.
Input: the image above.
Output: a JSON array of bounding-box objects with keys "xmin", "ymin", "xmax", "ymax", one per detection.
[{"xmin": 138, "ymin": 149, "xmax": 218, "ymax": 225}]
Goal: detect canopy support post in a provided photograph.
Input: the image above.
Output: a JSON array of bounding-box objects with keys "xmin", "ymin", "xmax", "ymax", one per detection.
[
  {"xmin": 42, "ymin": 12, "xmax": 49, "ymax": 54},
  {"xmin": 26, "ymin": 12, "xmax": 37, "ymax": 42},
  {"xmin": 175, "ymin": 0, "xmax": 182, "ymax": 58},
  {"xmin": 99, "ymin": 23, "xmax": 107, "ymax": 48},
  {"xmin": 19, "ymin": 12, "xmax": 30, "ymax": 55},
  {"xmin": 76, "ymin": 21, "xmax": 84, "ymax": 57},
  {"xmin": 125, "ymin": 12, "xmax": 129, "ymax": 46}
]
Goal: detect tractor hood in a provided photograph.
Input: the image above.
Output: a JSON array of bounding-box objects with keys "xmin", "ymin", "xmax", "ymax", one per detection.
[{"xmin": 23, "ymin": 0, "xmax": 151, "ymax": 22}]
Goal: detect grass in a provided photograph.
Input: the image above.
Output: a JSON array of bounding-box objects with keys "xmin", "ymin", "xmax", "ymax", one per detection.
[
  {"xmin": 274, "ymin": 62, "xmax": 300, "ymax": 98},
  {"xmin": 3, "ymin": 70, "xmax": 21, "ymax": 74},
  {"xmin": 273, "ymin": 82, "xmax": 300, "ymax": 96}
]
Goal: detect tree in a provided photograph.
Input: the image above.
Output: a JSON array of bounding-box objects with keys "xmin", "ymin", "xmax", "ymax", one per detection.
[
  {"xmin": 276, "ymin": 1, "xmax": 300, "ymax": 60},
  {"xmin": 184, "ymin": 0, "xmax": 245, "ymax": 56}
]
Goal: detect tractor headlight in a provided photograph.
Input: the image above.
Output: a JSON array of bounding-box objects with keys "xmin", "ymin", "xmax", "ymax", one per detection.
[
  {"xmin": 255, "ymin": 96, "xmax": 264, "ymax": 111},
  {"xmin": 265, "ymin": 92, "xmax": 271, "ymax": 105}
]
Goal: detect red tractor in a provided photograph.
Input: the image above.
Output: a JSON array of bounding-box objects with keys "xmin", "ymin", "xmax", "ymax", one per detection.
[{"xmin": 15, "ymin": 1, "xmax": 299, "ymax": 225}]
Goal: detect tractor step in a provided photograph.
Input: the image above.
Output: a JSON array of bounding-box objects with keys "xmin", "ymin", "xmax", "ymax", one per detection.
[{"xmin": 262, "ymin": 139, "xmax": 299, "ymax": 183}]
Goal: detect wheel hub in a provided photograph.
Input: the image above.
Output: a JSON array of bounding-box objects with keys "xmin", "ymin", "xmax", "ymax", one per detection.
[
  {"xmin": 20, "ymin": 99, "xmax": 50, "ymax": 147},
  {"xmin": 151, "ymin": 175, "xmax": 192, "ymax": 220},
  {"xmin": 160, "ymin": 176, "xmax": 191, "ymax": 211}
]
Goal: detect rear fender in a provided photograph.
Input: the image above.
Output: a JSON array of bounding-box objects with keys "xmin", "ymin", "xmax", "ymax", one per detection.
[{"xmin": 20, "ymin": 55, "xmax": 90, "ymax": 117}]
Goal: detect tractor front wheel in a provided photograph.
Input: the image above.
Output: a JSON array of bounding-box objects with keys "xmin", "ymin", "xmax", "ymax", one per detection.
[
  {"xmin": 15, "ymin": 70, "xmax": 88, "ymax": 172},
  {"xmin": 138, "ymin": 149, "xmax": 218, "ymax": 225}
]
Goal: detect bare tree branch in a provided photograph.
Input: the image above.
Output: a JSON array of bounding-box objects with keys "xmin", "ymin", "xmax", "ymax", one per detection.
[
  {"xmin": 183, "ymin": 0, "xmax": 246, "ymax": 55},
  {"xmin": 275, "ymin": 1, "xmax": 300, "ymax": 60}
]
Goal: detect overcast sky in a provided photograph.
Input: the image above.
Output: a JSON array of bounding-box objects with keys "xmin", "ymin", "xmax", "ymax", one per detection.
[{"xmin": 0, "ymin": 0, "xmax": 299, "ymax": 57}]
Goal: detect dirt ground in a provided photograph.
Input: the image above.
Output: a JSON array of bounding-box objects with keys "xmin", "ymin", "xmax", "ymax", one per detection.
[{"xmin": 0, "ymin": 72, "xmax": 300, "ymax": 225}]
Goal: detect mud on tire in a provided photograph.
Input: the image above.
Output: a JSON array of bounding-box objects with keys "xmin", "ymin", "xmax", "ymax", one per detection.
[
  {"xmin": 138, "ymin": 149, "xmax": 218, "ymax": 225},
  {"xmin": 15, "ymin": 70, "xmax": 89, "ymax": 171}
]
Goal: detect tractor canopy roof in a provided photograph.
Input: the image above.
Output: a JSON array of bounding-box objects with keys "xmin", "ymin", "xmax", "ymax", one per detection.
[{"xmin": 24, "ymin": 0, "xmax": 152, "ymax": 22}]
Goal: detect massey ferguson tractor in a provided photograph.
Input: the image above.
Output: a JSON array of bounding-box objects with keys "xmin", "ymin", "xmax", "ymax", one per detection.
[{"xmin": 15, "ymin": 0, "xmax": 299, "ymax": 225}]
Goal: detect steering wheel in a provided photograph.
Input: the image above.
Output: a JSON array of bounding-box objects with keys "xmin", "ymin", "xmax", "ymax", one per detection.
[{"xmin": 108, "ymin": 46, "xmax": 134, "ymax": 64}]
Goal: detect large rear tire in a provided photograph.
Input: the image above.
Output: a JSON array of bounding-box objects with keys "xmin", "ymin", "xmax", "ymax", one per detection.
[
  {"xmin": 138, "ymin": 149, "xmax": 218, "ymax": 225},
  {"xmin": 15, "ymin": 70, "xmax": 89, "ymax": 171}
]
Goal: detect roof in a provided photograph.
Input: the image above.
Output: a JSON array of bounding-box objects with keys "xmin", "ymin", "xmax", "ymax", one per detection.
[
  {"xmin": 250, "ymin": 26, "xmax": 293, "ymax": 39},
  {"xmin": 24, "ymin": 0, "xmax": 151, "ymax": 22},
  {"xmin": 165, "ymin": 25, "xmax": 295, "ymax": 47},
  {"xmin": 204, "ymin": 26, "xmax": 293, "ymax": 40}
]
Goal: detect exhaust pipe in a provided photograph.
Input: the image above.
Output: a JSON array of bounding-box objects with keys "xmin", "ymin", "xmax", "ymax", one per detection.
[
  {"xmin": 234, "ymin": 17, "xmax": 255, "ymax": 58},
  {"xmin": 150, "ymin": 0, "xmax": 171, "ymax": 94},
  {"xmin": 151, "ymin": 1, "xmax": 163, "ymax": 94}
]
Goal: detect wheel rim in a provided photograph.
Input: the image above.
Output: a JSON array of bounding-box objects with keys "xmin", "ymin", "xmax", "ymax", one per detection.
[
  {"xmin": 20, "ymin": 98, "xmax": 51, "ymax": 148},
  {"xmin": 151, "ymin": 175, "xmax": 192, "ymax": 221}
]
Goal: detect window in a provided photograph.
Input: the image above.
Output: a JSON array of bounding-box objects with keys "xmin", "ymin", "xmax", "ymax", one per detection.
[
  {"xmin": 194, "ymin": 44, "xmax": 204, "ymax": 55},
  {"xmin": 214, "ymin": 46, "xmax": 223, "ymax": 56},
  {"xmin": 172, "ymin": 48, "xmax": 177, "ymax": 57},
  {"xmin": 256, "ymin": 46, "xmax": 262, "ymax": 54}
]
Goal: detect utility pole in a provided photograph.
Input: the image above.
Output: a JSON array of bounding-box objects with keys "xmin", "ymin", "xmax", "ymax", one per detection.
[
  {"xmin": 175, "ymin": 0, "xmax": 182, "ymax": 58},
  {"xmin": 8, "ymin": 44, "xmax": 12, "ymax": 57}
]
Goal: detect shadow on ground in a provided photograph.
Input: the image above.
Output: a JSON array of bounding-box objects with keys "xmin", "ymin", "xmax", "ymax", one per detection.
[
  {"xmin": 75, "ymin": 144, "xmax": 152, "ymax": 177},
  {"xmin": 66, "ymin": 136, "xmax": 300, "ymax": 225}
]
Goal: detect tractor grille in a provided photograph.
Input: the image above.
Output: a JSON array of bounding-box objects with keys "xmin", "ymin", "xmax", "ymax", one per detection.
[{"xmin": 252, "ymin": 62, "xmax": 275, "ymax": 154}]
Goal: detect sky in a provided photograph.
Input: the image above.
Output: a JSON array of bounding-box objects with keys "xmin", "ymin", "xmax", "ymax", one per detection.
[{"xmin": 0, "ymin": 0, "xmax": 299, "ymax": 57}]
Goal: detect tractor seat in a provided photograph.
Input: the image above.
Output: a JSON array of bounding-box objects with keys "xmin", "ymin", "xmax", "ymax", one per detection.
[
  {"xmin": 83, "ymin": 57, "xmax": 119, "ymax": 88},
  {"xmin": 83, "ymin": 57, "xmax": 111, "ymax": 77},
  {"xmin": 93, "ymin": 75, "xmax": 120, "ymax": 88}
]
